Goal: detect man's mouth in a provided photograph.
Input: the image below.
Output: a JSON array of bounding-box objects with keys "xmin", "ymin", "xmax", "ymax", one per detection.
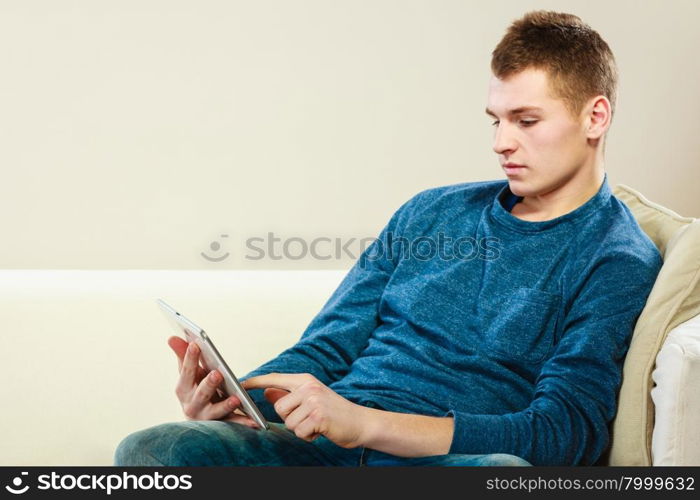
[{"xmin": 503, "ymin": 163, "xmax": 527, "ymax": 175}]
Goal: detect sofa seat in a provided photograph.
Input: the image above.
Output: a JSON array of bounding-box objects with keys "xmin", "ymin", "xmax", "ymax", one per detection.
[{"xmin": 0, "ymin": 270, "xmax": 346, "ymax": 465}]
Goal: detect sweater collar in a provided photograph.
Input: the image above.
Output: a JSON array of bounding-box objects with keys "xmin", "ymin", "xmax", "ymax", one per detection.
[{"xmin": 491, "ymin": 172, "xmax": 612, "ymax": 233}]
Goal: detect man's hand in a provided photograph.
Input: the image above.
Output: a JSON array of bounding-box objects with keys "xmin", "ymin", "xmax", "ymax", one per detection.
[
  {"xmin": 168, "ymin": 336, "xmax": 257, "ymax": 427},
  {"xmin": 241, "ymin": 373, "xmax": 370, "ymax": 448}
]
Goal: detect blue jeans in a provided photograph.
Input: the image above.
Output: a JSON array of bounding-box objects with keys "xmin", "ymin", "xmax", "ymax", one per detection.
[{"xmin": 113, "ymin": 421, "xmax": 532, "ymax": 466}]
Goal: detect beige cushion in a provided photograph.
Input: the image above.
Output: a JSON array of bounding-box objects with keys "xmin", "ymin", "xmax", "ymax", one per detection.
[
  {"xmin": 603, "ymin": 184, "xmax": 700, "ymax": 465},
  {"xmin": 614, "ymin": 185, "xmax": 695, "ymax": 257},
  {"xmin": 650, "ymin": 313, "xmax": 700, "ymax": 465}
]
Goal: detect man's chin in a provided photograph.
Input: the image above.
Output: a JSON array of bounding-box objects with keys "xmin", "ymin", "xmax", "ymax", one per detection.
[{"xmin": 506, "ymin": 178, "xmax": 533, "ymax": 197}]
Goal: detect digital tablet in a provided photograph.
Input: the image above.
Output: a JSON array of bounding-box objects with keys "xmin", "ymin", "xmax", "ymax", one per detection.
[{"xmin": 156, "ymin": 298, "xmax": 269, "ymax": 430}]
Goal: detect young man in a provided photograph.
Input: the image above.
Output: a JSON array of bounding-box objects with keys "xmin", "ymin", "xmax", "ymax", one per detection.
[{"xmin": 115, "ymin": 11, "xmax": 662, "ymax": 466}]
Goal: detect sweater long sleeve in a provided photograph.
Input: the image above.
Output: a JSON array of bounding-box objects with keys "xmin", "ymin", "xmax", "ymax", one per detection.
[
  {"xmin": 240, "ymin": 173, "xmax": 662, "ymax": 464},
  {"xmin": 240, "ymin": 193, "xmax": 423, "ymax": 422}
]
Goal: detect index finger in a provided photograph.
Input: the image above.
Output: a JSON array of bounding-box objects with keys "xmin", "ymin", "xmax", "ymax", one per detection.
[
  {"xmin": 168, "ymin": 336, "xmax": 188, "ymax": 371},
  {"xmin": 168, "ymin": 336, "xmax": 207, "ymax": 379},
  {"xmin": 241, "ymin": 373, "xmax": 306, "ymax": 392},
  {"xmin": 180, "ymin": 341, "xmax": 202, "ymax": 387}
]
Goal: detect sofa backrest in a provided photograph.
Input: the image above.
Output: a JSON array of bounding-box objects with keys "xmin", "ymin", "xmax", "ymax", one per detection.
[{"xmin": 600, "ymin": 184, "xmax": 700, "ymax": 465}]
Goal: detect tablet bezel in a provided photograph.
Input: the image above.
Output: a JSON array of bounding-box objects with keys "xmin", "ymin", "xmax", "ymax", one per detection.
[{"xmin": 156, "ymin": 298, "xmax": 270, "ymax": 430}]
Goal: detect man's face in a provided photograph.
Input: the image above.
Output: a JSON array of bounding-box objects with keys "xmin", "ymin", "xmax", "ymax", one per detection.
[{"xmin": 486, "ymin": 67, "xmax": 592, "ymax": 198}]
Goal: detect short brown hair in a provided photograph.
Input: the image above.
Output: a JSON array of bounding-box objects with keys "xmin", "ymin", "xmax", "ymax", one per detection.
[{"xmin": 491, "ymin": 10, "xmax": 618, "ymax": 127}]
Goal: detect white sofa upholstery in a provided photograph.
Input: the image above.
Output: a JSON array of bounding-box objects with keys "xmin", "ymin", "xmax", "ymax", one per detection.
[
  {"xmin": 0, "ymin": 270, "xmax": 346, "ymax": 466},
  {"xmin": 1, "ymin": 268, "xmax": 698, "ymax": 466},
  {"xmin": 651, "ymin": 313, "xmax": 700, "ymax": 465}
]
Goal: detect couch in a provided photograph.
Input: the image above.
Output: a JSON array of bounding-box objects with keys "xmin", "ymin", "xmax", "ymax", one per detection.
[{"xmin": 0, "ymin": 184, "xmax": 697, "ymax": 466}]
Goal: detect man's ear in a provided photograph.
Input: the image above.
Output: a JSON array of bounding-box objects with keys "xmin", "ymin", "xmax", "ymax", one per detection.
[{"xmin": 586, "ymin": 95, "xmax": 611, "ymax": 140}]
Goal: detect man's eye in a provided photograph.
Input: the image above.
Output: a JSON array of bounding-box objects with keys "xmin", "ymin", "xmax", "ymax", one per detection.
[{"xmin": 490, "ymin": 120, "xmax": 537, "ymax": 127}]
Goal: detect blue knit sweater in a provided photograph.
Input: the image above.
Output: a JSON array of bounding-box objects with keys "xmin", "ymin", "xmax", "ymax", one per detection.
[{"xmin": 242, "ymin": 173, "xmax": 662, "ymax": 465}]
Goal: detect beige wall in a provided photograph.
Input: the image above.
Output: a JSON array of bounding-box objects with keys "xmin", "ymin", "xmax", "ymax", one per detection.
[{"xmin": 1, "ymin": 0, "xmax": 698, "ymax": 270}]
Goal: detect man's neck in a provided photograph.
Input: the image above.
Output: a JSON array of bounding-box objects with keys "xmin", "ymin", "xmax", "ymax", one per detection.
[{"xmin": 510, "ymin": 166, "xmax": 605, "ymax": 222}]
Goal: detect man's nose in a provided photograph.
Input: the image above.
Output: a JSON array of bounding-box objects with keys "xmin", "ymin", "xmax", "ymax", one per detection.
[{"xmin": 492, "ymin": 123, "xmax": 517, "ymax": 155}]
